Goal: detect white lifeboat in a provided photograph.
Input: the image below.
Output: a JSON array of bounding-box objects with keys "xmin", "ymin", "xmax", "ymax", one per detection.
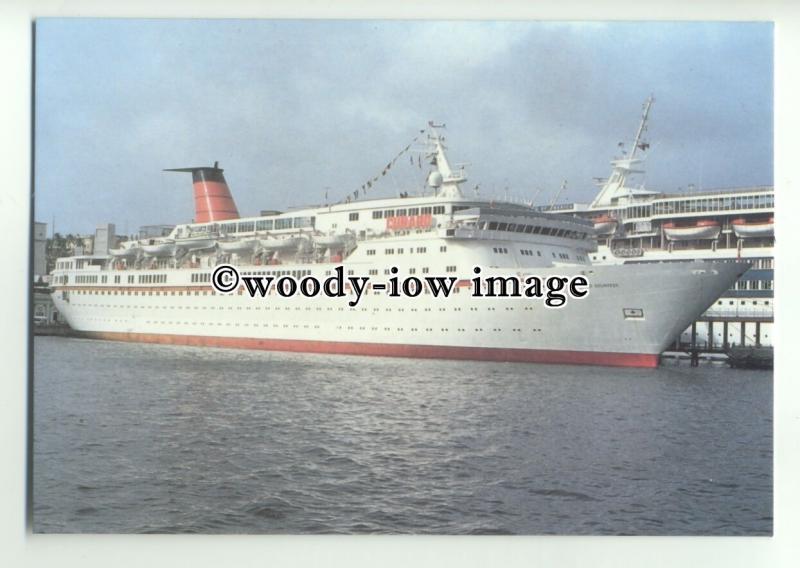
[
  {"xmin": 141, "ymin": 239, "xmax": 177, "ymax": 256},
  {"xmin": 592, "ymin": 214, "xmax": 618, "ymax": 235},
  {"xmin": 314, "ymin": 232, "xmax": 354, "ymax": 249},
  {"xmin": 175, "ymin": 236, "xmax": 216, "ymax": 252},
  {"xmin": 109, "ymin": 243, "xmax": 140, "ymax": 257},
  {"xmin": 731, "ymin": 217, "xmax": 774, "ymax": 238},
  {"xmin": 662, "ymin": 220, "xmax": 721, "ymax": 241},
  {"xmin": 218, "ymin": 237, "xmax": 261, "ymax": 253},
  {"xmin": 259, "ymin": 235, "xmax": 302, "ymax": 251}
]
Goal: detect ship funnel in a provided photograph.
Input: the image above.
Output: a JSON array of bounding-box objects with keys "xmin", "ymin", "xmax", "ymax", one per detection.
[{"xmin": 164, "ymin": 162, "xmax": 240, "ymax": 223}]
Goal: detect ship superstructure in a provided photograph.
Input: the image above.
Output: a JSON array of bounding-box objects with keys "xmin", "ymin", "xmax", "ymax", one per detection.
[
  {"xmin": 546, "ymin": 97, "xmax": 774, "ymax": 349},
  {"xmin": 50, "ymin": 125, "xmax": 747, "ymax": 367}
]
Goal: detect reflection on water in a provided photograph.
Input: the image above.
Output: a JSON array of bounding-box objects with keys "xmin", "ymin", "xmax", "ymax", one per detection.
[{"xmin": 33, "ymin": 337, "xmax": 772, "ymax": 534}]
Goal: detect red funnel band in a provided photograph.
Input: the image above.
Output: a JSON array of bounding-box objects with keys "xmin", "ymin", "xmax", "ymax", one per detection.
[
  {"xmin": 192, "ymin": 167, "xmax": 239, "ymax": 223},
  {"xmin": 166, "ymin": 166, "xmax": 240, "ymax": 223}
]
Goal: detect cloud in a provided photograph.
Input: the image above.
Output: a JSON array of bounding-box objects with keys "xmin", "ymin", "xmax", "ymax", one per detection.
[{"xmin": 34, "ymin": 20, "xmax": 773, "ymax": 233}]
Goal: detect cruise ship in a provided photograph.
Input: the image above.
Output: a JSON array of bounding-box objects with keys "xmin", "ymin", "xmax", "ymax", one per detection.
[
  {"xmin": 544, "ymin": 97, "xmax": 774, "ymax": 350},
  {"xmin": 49, "ymin": 125, "xmax": 747, "ymax": 368}
]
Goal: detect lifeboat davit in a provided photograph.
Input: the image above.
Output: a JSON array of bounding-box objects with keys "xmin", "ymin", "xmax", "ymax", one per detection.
[
  {"xmin": 731, "ymin": 217, "xmax": 774, "ymax": 238},
  {"xmin": 592, "ymin": 214, "xmax": 618, "ymax": 235},
  {"xmin": 662, "ymin": 220, "xmax": 721, "ymax": 241}
]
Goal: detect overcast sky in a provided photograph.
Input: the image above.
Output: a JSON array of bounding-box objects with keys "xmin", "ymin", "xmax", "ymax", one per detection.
[{"xmin": 34, "ymin": 19, "xmax": 772, "ymax": 235}]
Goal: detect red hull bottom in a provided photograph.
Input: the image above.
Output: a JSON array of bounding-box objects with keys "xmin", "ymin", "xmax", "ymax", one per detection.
[{"xmin": 74, "ymin": 331, "xmax": 660, "ymax": 368}]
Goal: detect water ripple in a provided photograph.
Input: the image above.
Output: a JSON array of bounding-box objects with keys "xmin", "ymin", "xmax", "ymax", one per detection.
[{"xmin": 33, "ymin": 337, "xmax": 772, "ymax": 534}]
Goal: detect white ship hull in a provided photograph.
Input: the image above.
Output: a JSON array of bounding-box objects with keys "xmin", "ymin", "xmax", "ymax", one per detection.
[
  {"xmin": 51, "ymin": 261, "xmax": 745, "ymax": 368},
  {"xmin": 49, "ymin": 120, "xmax": 757, "ymax": 367}
]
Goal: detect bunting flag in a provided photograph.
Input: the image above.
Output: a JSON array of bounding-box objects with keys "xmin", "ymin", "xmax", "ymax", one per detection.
[{"xmin": 338, "ymin": 127, "xmax": 431, "ymax": 204}]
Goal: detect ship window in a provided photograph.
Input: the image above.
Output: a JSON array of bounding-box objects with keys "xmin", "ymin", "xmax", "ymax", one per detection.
[
  {"xmin": 433, "ymin": 206, "xmax": 445, "ymax": 215},
  {"xmin": 440, "ymin": 246, "xmax": 447, "ymax": 252},
  {"xmin": 507, "ymin": 223, "xmax": 517, "ymax": 232},
  {"xmin": 408, "ymin": 208, "xmax": 420, "ymax": 215},
  {"xmin": 275, "ymin": 218, "xmax": 293, "ymax": 230},
  {"xmin": 488, "ymin": 222, "xmax": 498, "ymax": 230},
  {"xmin": 221, "ymin": 222, "xmax": 237, "ymax": 233},
  {"xmin": 515, "ymin": 225, "xmax": 525, "ymax": 232},
  {"xmin": 421, "ymin": 207, "xmax": 432, "ymax": 214},
  {"xmin": 497, "ymin": 223, "xmax": 508, "ymax": 231},
  {"xmin": 533, "ymin": 226, "xmax": 542, "ymax": 234},
  {"xmin": 384, "ymin": 210, "xmax": 395, "ymax": 217},
  {"xmin": 348, "ymin": 212, "xmax": 359, "ymax": 221},
  {"xmin": 237, "ymin": 222, "xmax": 255, "ymax": 232},
  {"xmin": 256, "ymin": 219, "xmax": 273, "ymax": 230},
  {"xmin": 372, "ymin": 210, "xmax": 383, "ymax": 219}
]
